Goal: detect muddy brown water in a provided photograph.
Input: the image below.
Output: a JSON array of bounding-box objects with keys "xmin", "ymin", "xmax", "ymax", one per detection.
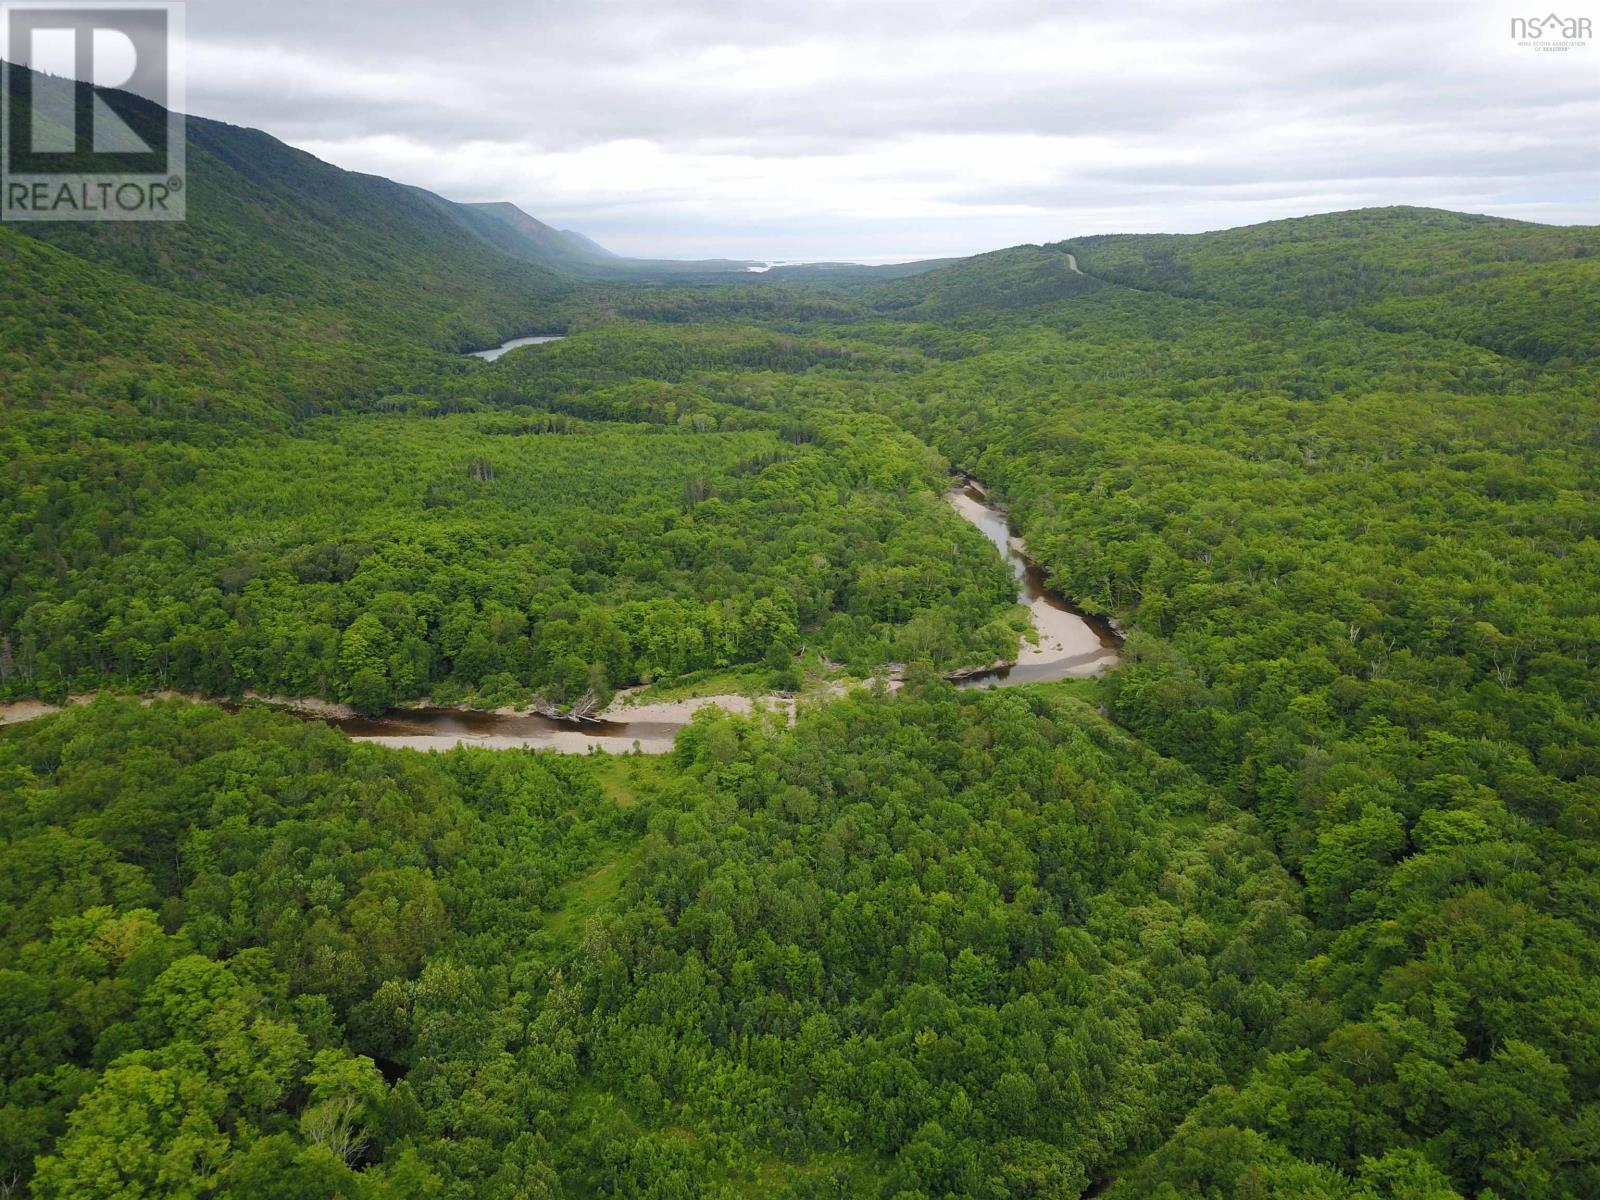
[
  {"xmin": 1, "ymin": 478, "xmax": 1120, "ymax": 754},
  {"xmin": 944, "ymin": 482, "xmax": 1121, "ymax": 688},
  {"xmin": 312, "ymin": 479, "xmax": 1120, "ymax": 749},
  {"xmin": 328, "ymin": 706, "xmax": 683, "ymax": 753}
]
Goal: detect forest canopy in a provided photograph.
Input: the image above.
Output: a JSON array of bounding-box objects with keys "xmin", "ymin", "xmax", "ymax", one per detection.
[{"xmin": 2, "ymin": 196, "xmax": 1597, "ymax": 1199}]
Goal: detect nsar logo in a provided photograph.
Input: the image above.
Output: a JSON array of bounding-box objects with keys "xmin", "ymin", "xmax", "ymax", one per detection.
[{"xmin": 1510, "ymin": 12, "xmax": 1592, "ymax": 51}]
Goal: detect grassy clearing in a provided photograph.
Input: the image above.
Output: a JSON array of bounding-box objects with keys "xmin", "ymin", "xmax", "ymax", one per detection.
[{"xmin": 537, "ymin": 841, "xmax": 642, "ymax": 949}]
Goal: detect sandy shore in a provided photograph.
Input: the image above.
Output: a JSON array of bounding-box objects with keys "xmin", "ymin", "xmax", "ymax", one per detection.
[
  {"xmin": 0, "ymin": 699, "xmax": 63, "ymax": 726},
  {"xmin": 599, "ymin": 692, "xmax": 794, "ymax": 722},
  {"xmin": 354, "ymin": 730, "xmax": 679, "ymax": 754},
  {"xmin": 0, "ymin": 690, "xmax": 214, "ymax": 727},
  {"xmin": 244, "ymin": 692, "xmax": 358, "ymax": 720},
  {"xmin": 945, "ymin": 487, "xmax": 1119, "ymax": 678},
  {"xmin": 1016, "ymin": 563, "xmax": 1119, "ymax": 670}
]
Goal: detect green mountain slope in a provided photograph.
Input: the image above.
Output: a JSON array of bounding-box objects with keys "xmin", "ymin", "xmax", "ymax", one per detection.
[
  {"xmin": 2, "ymin": 61, "xmax": 1598, "ymax": 1200},
  {"xmin": 559, "ymin": 226, "xmax": 618, "ymax": 259},
  {"xmin": 862, "ymin": 243, "xmax": 1108, "ymax": 318},
  {"xmin": 461, "ymin": 200, "xmax": 618, "ymax": 264},
  {"xmin": 1, "ymin": 225, "xmax": 290, "ymax": 419},
  {"xmin": 4, "ymin": 65, "xmax": 576, "ymax": 357},
  {"xmin": 1063, "ymin": 206, "xmax": 1600, "ymax": 362}
]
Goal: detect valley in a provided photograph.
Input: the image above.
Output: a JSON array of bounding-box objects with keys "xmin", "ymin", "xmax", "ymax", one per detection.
[
  {"xmin": 1, "ymin": 65, "xmax": 1597, "ymax": 1200},
  {"xmin": 0, "ymin": 473, "xmax": 1121, "ymax": 753}
]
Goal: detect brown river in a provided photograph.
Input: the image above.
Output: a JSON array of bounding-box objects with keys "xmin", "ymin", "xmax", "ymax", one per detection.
[
  {"xmin": 0, "ymin": 479, "xmax": 1120, "ymax": 754},
  {"xmin": 945, "ymin": 480, "xmax": 1121, "ymax": 687}
]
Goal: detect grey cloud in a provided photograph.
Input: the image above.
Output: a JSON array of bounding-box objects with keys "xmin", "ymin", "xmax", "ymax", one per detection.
[{"xmin": 180, "ymin": 0, "xmax": 1599, "ymax": 258}]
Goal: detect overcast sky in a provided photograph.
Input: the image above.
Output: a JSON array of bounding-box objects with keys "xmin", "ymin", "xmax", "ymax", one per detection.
[{"xmin": 182, "ymin": 0, "xmax": 1598, "ymax": 261}]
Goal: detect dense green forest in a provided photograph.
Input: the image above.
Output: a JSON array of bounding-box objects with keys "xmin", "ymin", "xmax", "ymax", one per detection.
[
  {"xmin": 3, "ymin": 689, "xmax": 1302, "ymax": 1199},
  {"xmin": 1, "ymin": 78, "xmax": 1597, "ymax": 1198},
  {"xmin": 2, "ymin": 399, "xmax": 1022, "ymax": 711}
]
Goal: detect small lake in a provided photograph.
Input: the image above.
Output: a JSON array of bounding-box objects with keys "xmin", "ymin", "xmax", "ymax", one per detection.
[{"xmin": 467, "ymin": 334, "xmax": 565, "ymax": 362}]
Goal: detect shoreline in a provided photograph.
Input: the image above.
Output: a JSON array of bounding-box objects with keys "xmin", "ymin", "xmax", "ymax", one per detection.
[{"xmin": 1, "ymin": 477, "xmax": 1121, "ymax": 751}]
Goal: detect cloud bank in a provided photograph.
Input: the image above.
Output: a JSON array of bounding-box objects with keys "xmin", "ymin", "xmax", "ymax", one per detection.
[{"xmin": 184, "ymin": 0, "xmax": 1600, "ymax": 260}]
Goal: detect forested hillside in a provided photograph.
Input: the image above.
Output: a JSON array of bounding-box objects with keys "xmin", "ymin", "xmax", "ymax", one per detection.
[
  {"xmin": 3, "ymin": 689, "xmax": 1300, "ymax": 1199},
  {"xmin": 433, "ymin": 201, "xmax": 621, "ymax": 271},
  {"xmin": 2, "ymin": 399, "xmax": 1022, "ymax": 713},
  {"xmin": 860, "ymin": 275, "xmax": 1600, "ymax": 1199},
  {"xmin": 4, "ymin": 66, "xmax": 575, "ymax": 354},
  {"xmin": 1, "ymin": 76, "xmax": 1597, "ymax": 1199},
  {"xmin": 1064, "ymin": 207, "xmax": 1600, "ymax": 364}
]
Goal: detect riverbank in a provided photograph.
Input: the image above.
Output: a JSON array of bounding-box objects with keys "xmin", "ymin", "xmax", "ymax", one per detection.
[
  {"xmin": 1, "ymin": 689, "xmax": 361, "ymax": 728},
  {"xmin": 0, "ymin": 476, "xmax": 1120, "ymax": 754},
  {"xmin": 0, "ymin": 687, "xmax": 852, "ymax": 756},
  {"xmin": 943, "ymin": 482, "xmax": 1120, "ymax": 686}
]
